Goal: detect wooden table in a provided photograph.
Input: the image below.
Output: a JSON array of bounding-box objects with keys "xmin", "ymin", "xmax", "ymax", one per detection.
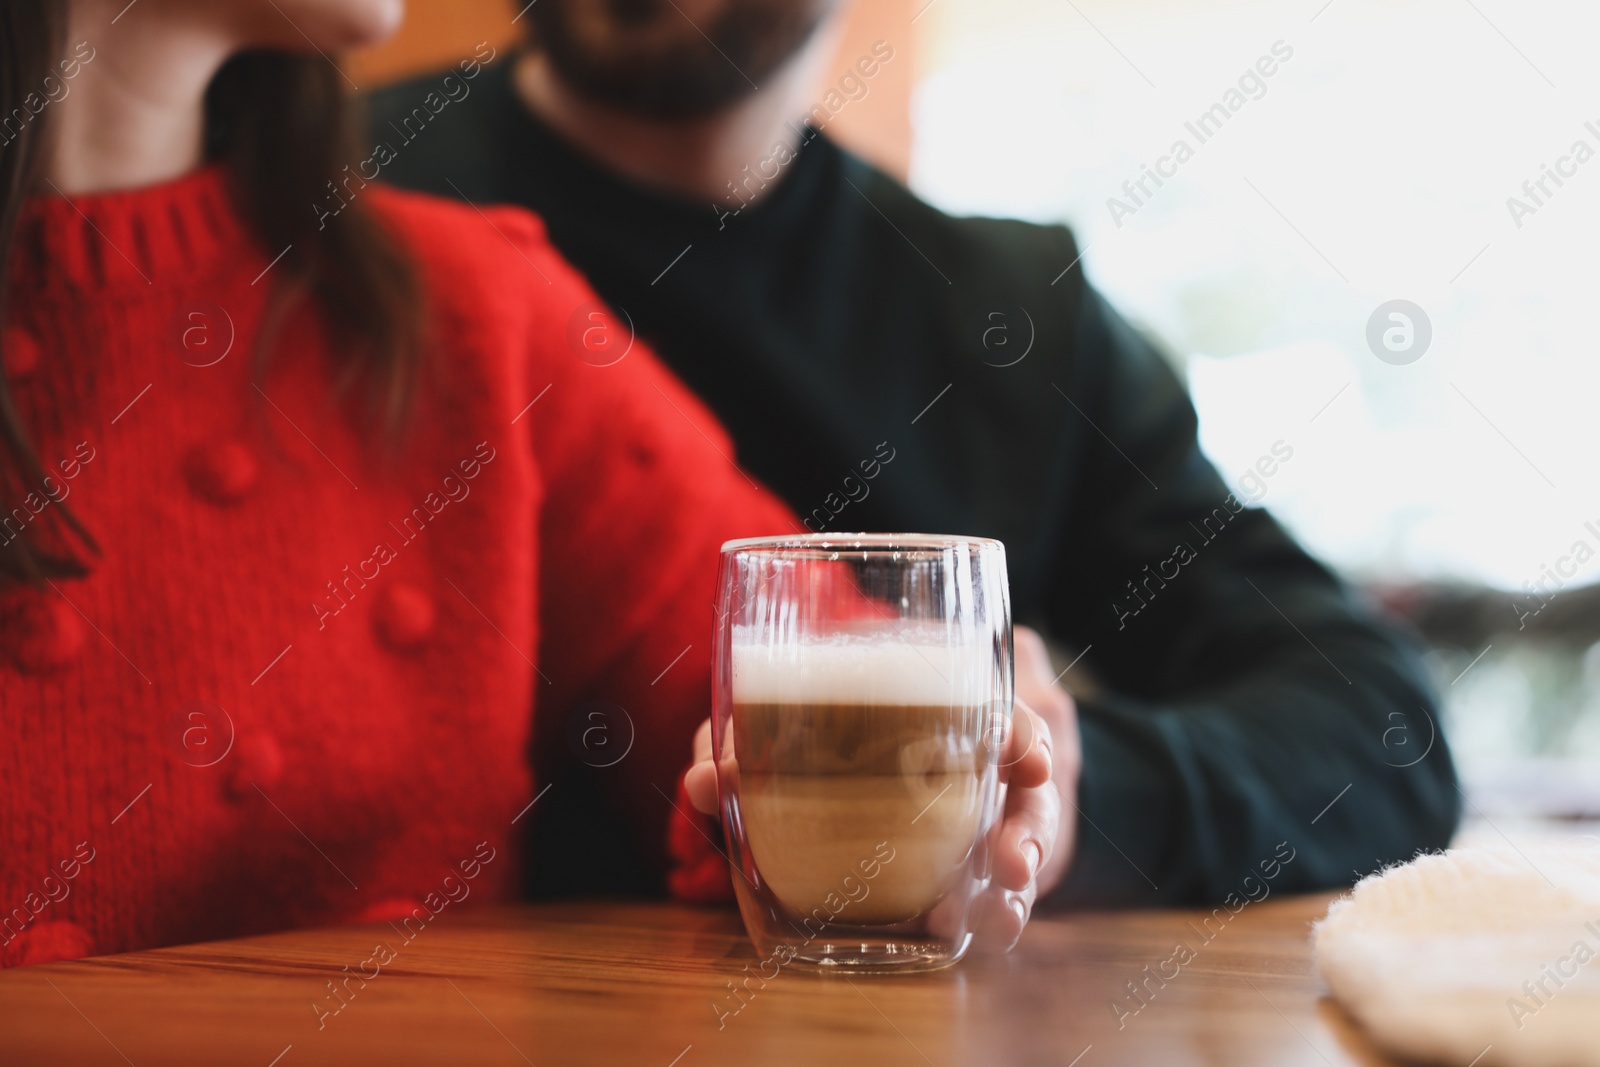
[{"xmin": 0, "ymin": 894, "xmax": 1396, "ymax": 1066}]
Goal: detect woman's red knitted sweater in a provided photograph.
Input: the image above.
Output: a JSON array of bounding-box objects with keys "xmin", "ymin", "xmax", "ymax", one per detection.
[{"xmin": 0, "ymin": 167, "xmax": 792, "ymax": 967}]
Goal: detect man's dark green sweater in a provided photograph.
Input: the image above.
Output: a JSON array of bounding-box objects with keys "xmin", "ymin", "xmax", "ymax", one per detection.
[{"xmin": 367, "ymin": 57, "xmax": 1459, "ymax": 907}]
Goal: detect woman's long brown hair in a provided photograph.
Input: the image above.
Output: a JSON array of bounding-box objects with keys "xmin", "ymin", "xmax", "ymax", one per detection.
[{"xmin": 0, "ymin": 0, "xmax": 423, "ymax": 584}]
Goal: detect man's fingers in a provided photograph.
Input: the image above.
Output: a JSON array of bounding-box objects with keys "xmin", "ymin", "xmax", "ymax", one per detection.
[
  {"xmin": 685, "ymin": 717, "xmax": 718, "ymax": 815},
  {"xmin": 1002, "ymin": 703, "xmax": 1053, "ymax": 789},
  {"xmin": 968, "ymin": 881, "xmax": 1037, "ymax": 953},
  {"xmin": 684, "ymin": 758, "xmax": 718, "ymax": 815},
  {"xmin": 991, "ymin": 768, "xmax": 1061, "ymax": 893},
  {"xmin": 1014, "ymin": 626, "xmax": 1056, "ymax": 690}
]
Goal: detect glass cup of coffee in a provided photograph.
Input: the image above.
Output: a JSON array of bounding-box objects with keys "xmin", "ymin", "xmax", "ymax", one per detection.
[{"xmin": 712, "ymin": 533, "xmax": 1013, "ymax": 973}]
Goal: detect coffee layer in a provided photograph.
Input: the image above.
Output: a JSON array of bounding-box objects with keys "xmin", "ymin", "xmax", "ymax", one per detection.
[{"xmin": 733, "ymin": 701, "xmax": 989, "ymax": 923}]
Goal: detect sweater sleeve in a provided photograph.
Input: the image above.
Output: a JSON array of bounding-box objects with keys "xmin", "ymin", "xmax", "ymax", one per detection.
[
  {"xmin": 508, "ymin": 214, "xmax": 799, "ymax": 891},
  {"xmin": 1044, "ymin": 283, "xmax": 1461, "ymax": 907}
]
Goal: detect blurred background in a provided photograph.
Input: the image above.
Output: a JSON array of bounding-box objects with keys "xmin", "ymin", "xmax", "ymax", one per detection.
[{"xmin": 356, "ymin": 0, "xmax": 1600, "ymax": 820}]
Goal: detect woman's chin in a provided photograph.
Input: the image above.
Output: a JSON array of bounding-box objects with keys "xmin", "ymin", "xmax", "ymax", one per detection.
[
  {"xmin": 346, "ymin": 0, "xmax": 406, "ymax": 48},
  {"xmin": 265, "ymin": 0, "xmax": 407, "ymax": 52},
  {"xmin": 330, "ymin": 0, "xmax": 406, "ymax": 49}
]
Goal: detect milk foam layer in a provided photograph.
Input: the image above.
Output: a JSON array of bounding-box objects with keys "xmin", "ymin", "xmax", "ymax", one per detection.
[{"xmin": 731, "ymin": 632, "xmax": 993, "ymax": 707}]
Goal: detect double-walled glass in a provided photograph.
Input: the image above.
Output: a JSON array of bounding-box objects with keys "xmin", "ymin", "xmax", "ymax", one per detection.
[{"xmin": 712, "ymin": 533, "xmax": 1013, "ymax": 973}]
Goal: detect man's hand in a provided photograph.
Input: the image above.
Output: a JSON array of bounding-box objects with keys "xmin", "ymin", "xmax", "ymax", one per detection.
[
  {"xmin": 970, "ymin": 626, "xmax": 1079, "ymax": 947},
  {"xmin": 682, "ymin": 624, "xmax": 1079, "ymax": 950}
]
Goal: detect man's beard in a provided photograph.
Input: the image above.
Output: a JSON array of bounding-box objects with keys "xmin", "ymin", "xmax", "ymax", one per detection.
[{"xmin": 526, "ymin": 0, "xmax": 830, "ymax": 120}]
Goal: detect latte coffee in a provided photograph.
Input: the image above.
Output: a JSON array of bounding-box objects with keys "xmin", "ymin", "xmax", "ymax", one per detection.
[{"xmin": 731, "ymin": 637, "xmax": 994, "ymax": 924}]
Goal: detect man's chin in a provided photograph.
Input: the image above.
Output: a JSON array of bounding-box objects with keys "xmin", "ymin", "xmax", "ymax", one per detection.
[
  {"xmin": 556, "ymin": 66, "xmax": 763, "ymax": 121},
  {"xmin": 526, "ymin": 0, "xmax": 832, "ymax": 120}
]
